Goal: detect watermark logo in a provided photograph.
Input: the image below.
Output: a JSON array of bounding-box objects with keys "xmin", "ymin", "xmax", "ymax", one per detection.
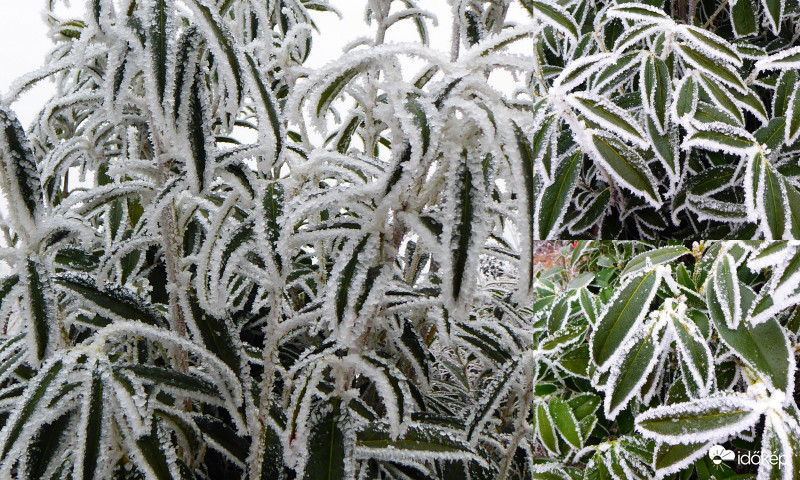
[
  {"xmin": 709, "ymin": 445, "xmax": 735, "ymax": 465},
  {"xmin": 708, "ymin": 445, "xmax": 786, "ymax": 467}
]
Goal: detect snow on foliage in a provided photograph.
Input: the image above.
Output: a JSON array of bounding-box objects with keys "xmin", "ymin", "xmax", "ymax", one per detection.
[
  {"xmin": 0, "ymin": 0, "xmax": 535, "ymax": 479},
  {"xmin": 532, "ymin": 241, "xmax": 800, "ymax": 480},
  {"xmin": 532, "ymin": 0, "xmax": 800, "ymax": 239}
]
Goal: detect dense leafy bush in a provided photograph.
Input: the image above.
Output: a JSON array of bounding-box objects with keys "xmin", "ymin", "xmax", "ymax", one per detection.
[
  {"xmin": 532, "ymin": 0, "xmax": 800, "ymax": 239},
  {"xmin": 0, "ymin": 0, "xmax": 535, "ymax": 479},
  {"xmin": 532, "ymin": 241, "xmax": 800, "ymax": 479}
]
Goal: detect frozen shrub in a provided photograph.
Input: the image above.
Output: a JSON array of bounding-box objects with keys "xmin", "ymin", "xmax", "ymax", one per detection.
[
  {"xmin": 0, "ymin": 1, "xmax": 535, "ymax": 479},
  {"xmin": 531, "ymin": 0, "xmax": 800, "ymax": 239}
]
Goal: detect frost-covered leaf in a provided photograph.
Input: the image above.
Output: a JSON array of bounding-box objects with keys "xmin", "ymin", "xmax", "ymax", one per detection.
[
  {"xmin": 708, "ymin": 281, "xmax": 793, "ymax": 393},
  {"xmin": 529, "ymin": 0, "xmax": 578, "ymax": 41},
  {"xmin": 535, "ymin": 150, "xmax": 581, "ymax": 240},
  {"xmin": 591, "ymin": 268, "xmax": 662, "ymax": 370},
  {"xmin": 636, "ymin": 394, "xmax": 760, "ymax": 444},
  {"xmin": 588, "ymin": 132, "xmax": 661, "ymax": 208},
  {"xmin": 641, "ymin": 55, "xmax": 670, "ymax": 134},
  {"xmin": 604, "ymin": 319, "xmax": 666, "ymax": 419},
  {"xmin": 619, "ymin": 246, "xmax": 691, "ymax": 278},
  {"xmin": 304, "ymin": 399, "xmax": 345, "ymax": 480},
  {"xmin": 713, "ymin": 253, "xmax": 742, "ymax": 330}
]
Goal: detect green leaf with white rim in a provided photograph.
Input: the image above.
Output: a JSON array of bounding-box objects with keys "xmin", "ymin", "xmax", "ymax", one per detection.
[
  {"xmin": 671, "ymin": 315, "xmax": 712, "ymax": 398},
  {"xmin": 570, "ymin": 188, "xmax": 611, "ymax": 234},
  {"xmin": 567, "ymin": 272, "xmax": 593, "ymax": 290},
  {"xmin": 25, "ymin": 259, "xmax": 53, "ymax": 364},
  {"xmin": 579, "ymin": 288, "xmax": 598, "ymax": 324},
  {"xmin": 683, "ymin": 125, "xmax": 755, "ymax": 155},
  {"xmin": 537, "ymin": 403, "xmax": 560, "ymax": 455},
  {"xmin": 680, "ymin": 25, "xmax": 742, "ymax": 66},
  {"xmin": 75, "ymin": 365, "xmax": 105, "ymax": 480},
  {"xmin": 731, "ymin": 0, "xmax": 757, "ymax": 37},
  {"xmin": 708, "ymin": 281, "xmax": 793, "ymax": 392},
  {"xmin": 605, "ymin": 320, "xmax": 664, "ymax": 419},
  {"xmin": 541, "ymin": 324, "xmax": 588, "ymax": 352},
  {"xmin": 535, "ymin": 150, "xmax": 581, "ymax": 240},
  {"xmin": 592, "ymin": 268, "xmax": 662, "ymax": 369},
  {"xmin": 774, "ymin": 70, "xmax": 798, "ymax": 118},
  {"xmin": 654, "ymin": 442, "xmax": 711, "ymax": 477},
  {"xmin": 761, "ymin": 0, "xmax": 783, "ymax": 34},
  {"xmin": 357, "ymin": 421, "xmax": 476, "ymax": 459},
  {"xmin": 785, "ymin": 81, "xmax": 800, "ymax": 145},
  {"xmin": 643, "ymin": 54, "xmax": 669, "ymax": 133},
  {"xmin": 186, "ymin": 0, "xmax": 244, "ymax": 103},
  {"xmin": 676, "ymin": 44, "xmax": 747, "ymax": 92},
  {"xmin": 636, "ymin": 394, "xmax": 760, "ymax": 443},
  {"xmin": 713, "ymin": 253, "xmax": 742, "ymax": 329},
  {"xmin": 760, "ymin": 155, "xmax": 788, "ymax": 239},
  {"xmin": 529, "ymin": 0, "xmax": 579, "ymax": 41},
  {"xmin": 549, "ymin": 397, "xmax": 582, "ymax": 448},
  {"xmin": 620, "ymin": 246, "xmax": 691, "ymax": 278},
  {"xmin": 570, "ymin": 94, "xmax": 645, "ymax": 146},
  {"xmin": 0, "ymin": 107, "xmax": 43, "ymax": 227},
  {"xmin": 589, "ymin": 132, "xmax": 661, "ymax": 207},
  {"xmin": 0, "ymin": 359, "xmax": 63, "ymax": 461},
  {"xmin": 785, "ymin": 180, "xmax": 800, "ymax": 237},
  {"xmin": 547, "ymin": 296, "xmax": 571, "ymax": 334},
  {"xmin": 466, "ymin": 357, "xmax": 520, "ymax": 443},
  {"xmin": 305, "ymin": 399, "xmax": 345, "ymax": 480},
  {"xmin": 55, "ymin": 273, "xmax": 166, "ymax": 327}
]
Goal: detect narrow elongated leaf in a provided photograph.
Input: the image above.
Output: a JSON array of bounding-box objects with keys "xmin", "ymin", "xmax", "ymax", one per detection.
[
  {"xmin": 514, "ymin": 123, "xmax": 535, "ymax": 294},
  {"xmin": 569, "ymin": 93, "xmax": 646, "ymax": 147},
  {"xmin": 0, "ymin": 359, "xmax": 63, "ymax": 460},
  {"xmin": 134, "ymin": 424, "xmax": 175, "ymax": 480},
  {"xmin": 605, "ymin": 320, "xmax": 664, "ymax": 419},
  {"xmin": 186, "ymin": 0, "xmax": 243, "ymax": 102},
  {"xmin": 589, "ymin": 133, "xmax": 661, "ymax": 207},
  {"xmin": 607, "ymin": 4, "xmax": 670, "ymax": 22},
  {"xmin": 535, "ymin": 150, "xmax": 581, "ymax": 239},
  {"xmin": 549, "ymin": 397, "xmax": 582, "ymax": 448},
  {"xmin": 0, "ymin": 108, "xmax": 42, "ymax": 232},
  {"xmin": 636, "ymin": 394, "xmax": 760, "ymax": 443},
  {"xmin": 304, "ymin": 398, "xmax": 344, "ymax": 480},
  {"xmin": 466, "ymin": 358, "xmax": 520, "ymax": 443},
  {"xmin": 75, "ymin": 366, "xmax": 104, "ymax": 480},
  {"xmin": 676, "ymin": 44, "xmax": 746, "ymax": 92},
  {"xmin": 620, "ymin": 246, "xmax": 691, "ymax": 278},
  {"xmin": 642, "ymin": 55, "xmax": 669, "ymax": 133},
  {"xmin": 529, "ymin": 0, "xmax": 578, "ymax": 41},
  {"xmin": 24, "ymin": 410, "xmax": 72, "ymax": 480},
  {"xmin": 537, "ymin": 403, "xmax": 559, "ymax": 455},
  {"xmin": 785, "ymin": 81, "xmax": 800, "ymax": 144},
  {"xmin": 148, "ymin": 0, "xmax": 169, "ymax": 103},
  {"xmin": 708, "ymin": 282, "xmax": 793, "ymax": 392},
  {"xmin": 357, "ymin": 422, "xmax": 475, "ymax": 460},
  {"xmin": 245, "ymin": 52, "xmax": 283, "ymax": 165},
  {"xmin": 55, "ymin": 273, "xmax": 166, "ymax": 327},
  {"xmin": 761, "ymin": 0, "xmax": 783, "ymax": 34},
  {"xmin": 445, "ymin": 151, "xmax": 486, "ymax": 306},
  {"xmin": 713, "ymin": 253, "xmax": 742, "ymax": 329},
  {"xmin": 185, "ymin": 66, "xmax": 211, "ymax": 192},
  {"xmin": 25, "ymin": 259, "xmax": 53, "ymax": 364},
  {"xmin": 670, "ymin": 315, "xmax": 713, "ymax": 398},
  {"xmin": 592, "ymin": 269, "xmax": 662, "ymax": 370},
  {"xmin": 570, "ymin": 189, "xmax": 610, "ymax": 234}
]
